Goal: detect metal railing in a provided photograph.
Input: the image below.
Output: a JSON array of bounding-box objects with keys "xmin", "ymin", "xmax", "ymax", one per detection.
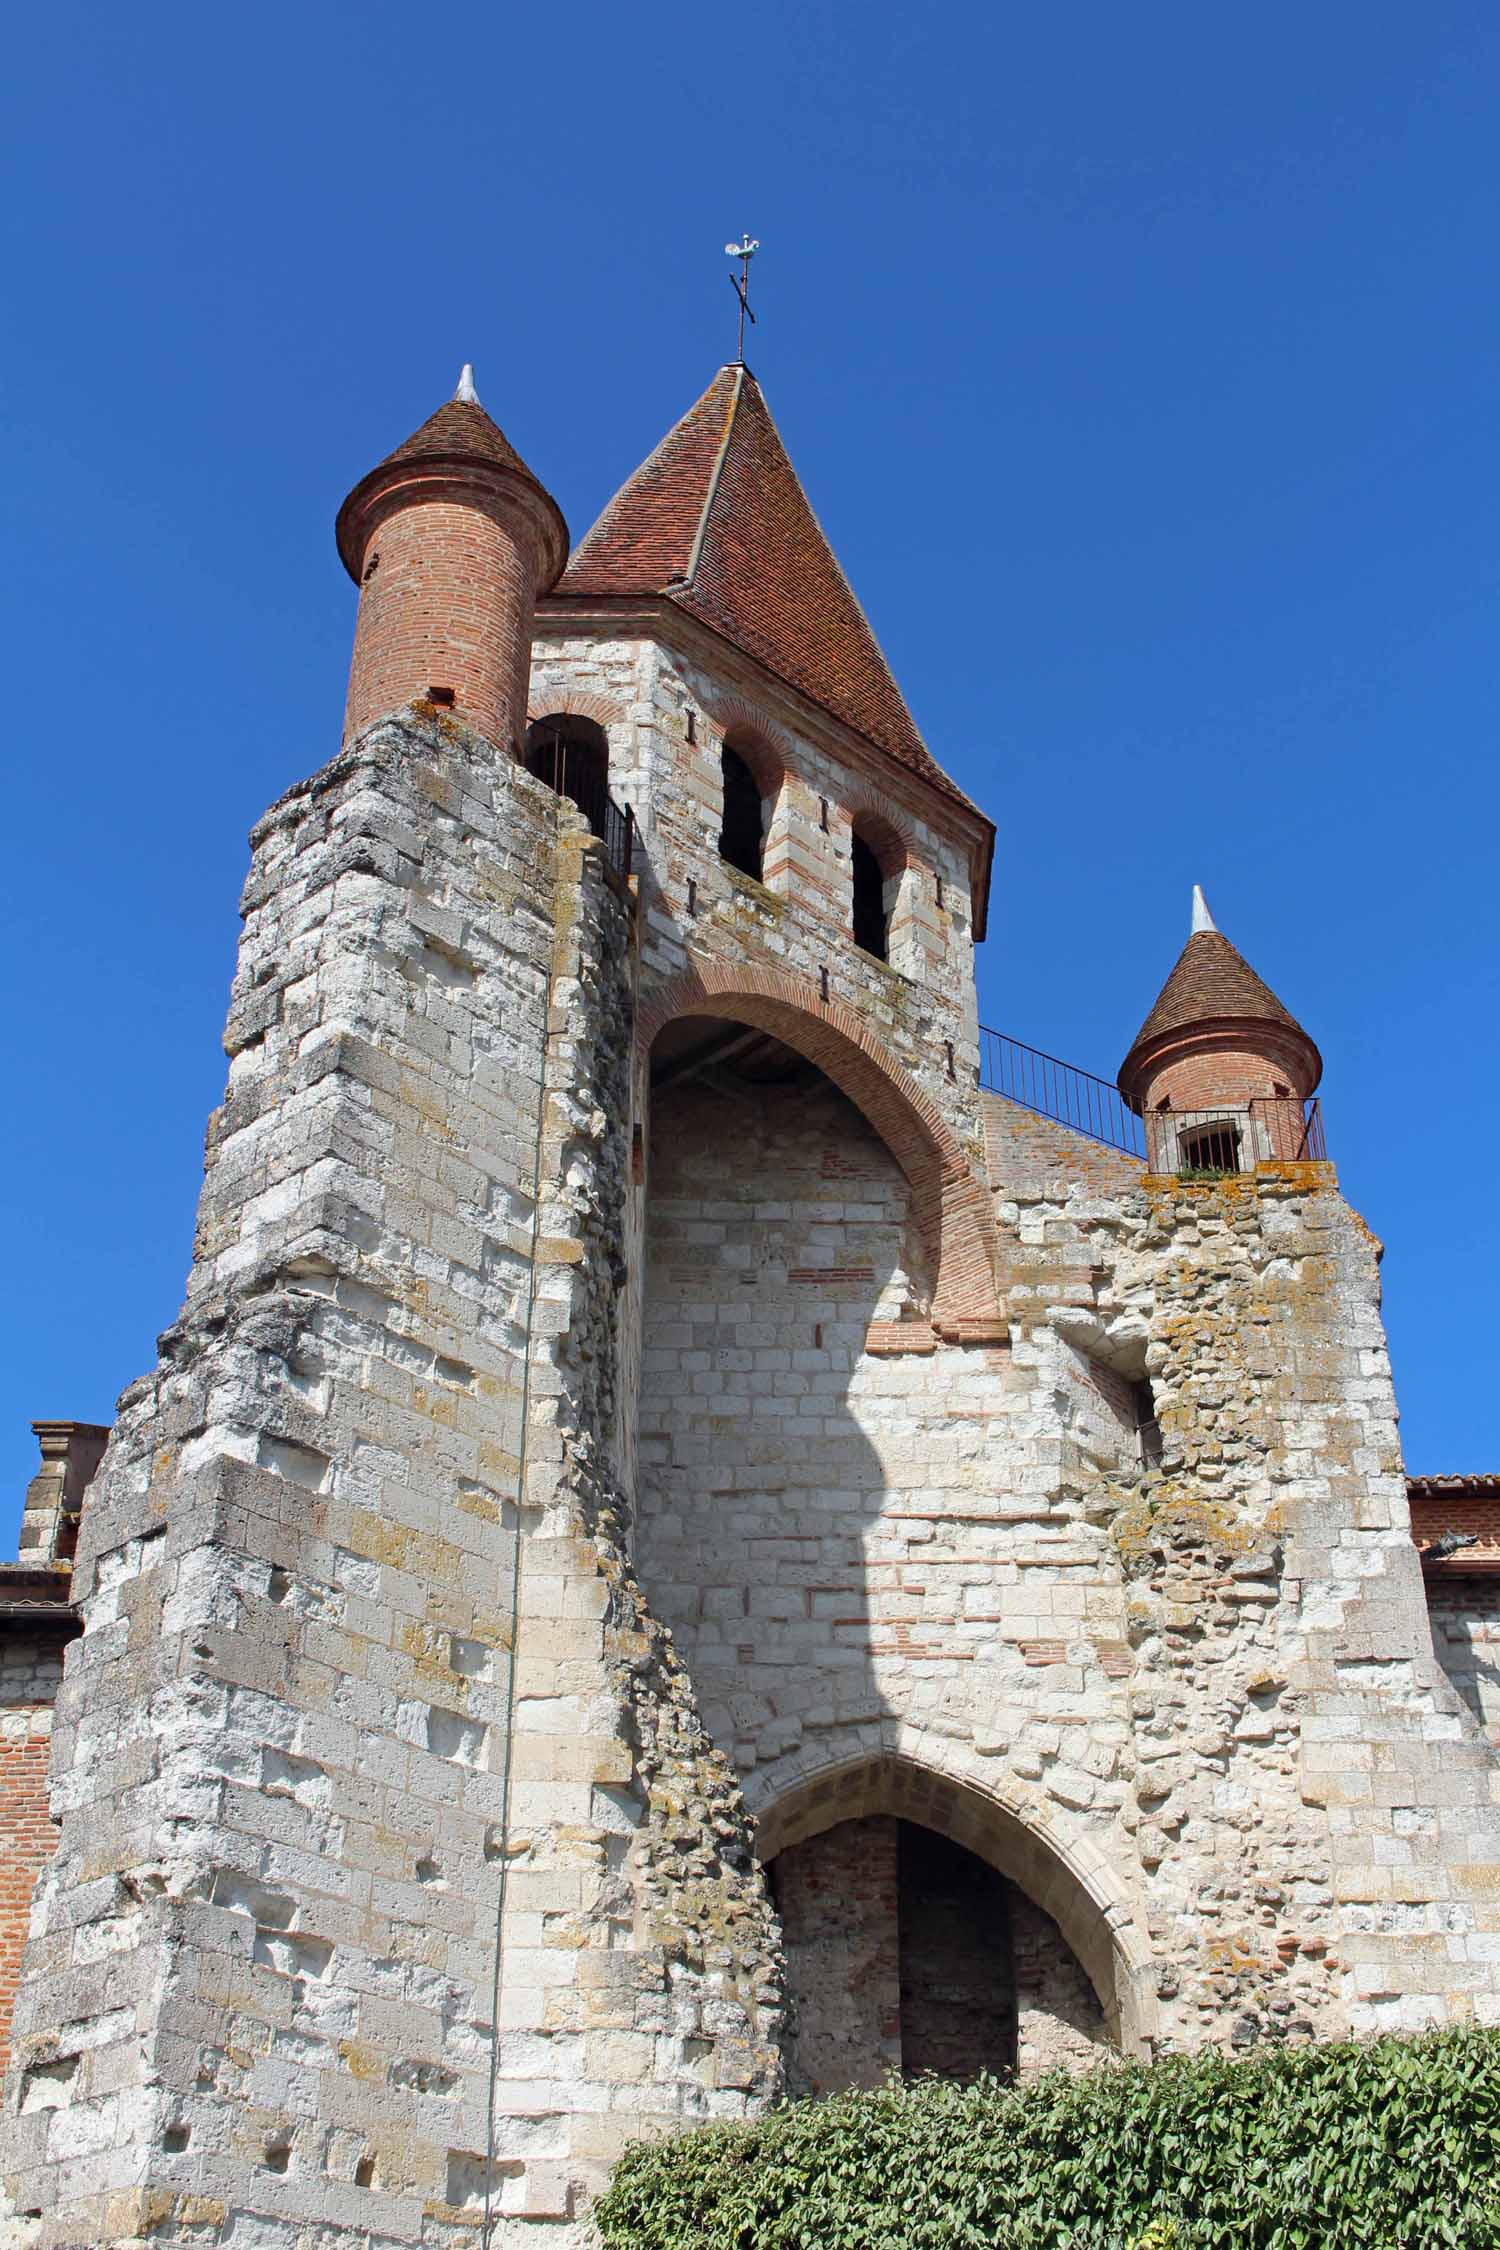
[
  {"xmin": 1144, "ymin": 1097, "xmax": 1325, "ymax": 1175},
  {"xmin": 599, "ymin": 792, "xmax": 634, "ymax": 883},
  {"xmin": 525, "ymin": 741, "xmax": 634, "ymax": 882},
  {"xmin": 978, "ymin": 1028, "xmax": 1327, "ymax": 1172},
  {"xmin": 979, "ymin": 1028, "xmax": 1146, "ymax": 1157}
]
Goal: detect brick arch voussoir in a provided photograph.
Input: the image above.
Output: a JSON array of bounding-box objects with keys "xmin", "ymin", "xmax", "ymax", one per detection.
[
  {"xmin": 639, "ymin": 965, "xmax": 1001, "ymax": 1334},
  {"xmin": 525, "ymin": 690, "xmax": 624, "ymax": 733},
  {"xmin": 844, "ymin": 793, "xmax": 910, "ymax": 879},
  {"xmin": 694, "ymin": 691, "xmax": 794, "ymax": 774},
  {"xmin": 745, "ymin": 1732, "xmax": 1158, "ymax": 2056}
]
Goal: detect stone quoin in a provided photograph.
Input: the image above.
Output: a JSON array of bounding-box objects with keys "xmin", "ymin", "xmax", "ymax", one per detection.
[{"xmin": 2, "ymin": 358, "xmax": 1498, "ymax": 2249}]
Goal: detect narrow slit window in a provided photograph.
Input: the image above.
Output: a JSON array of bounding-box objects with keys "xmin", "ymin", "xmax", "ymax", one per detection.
[
  {"xmin": 852, "ymin": 829, "xmax": 888, "ymax": 959},
  {"xmin": 1132, "ymin": 1379, "xmax": 1163, "ymax": 1469},
  {"xmin": 719, "ymin": 746, "xmax": 764, "ymax": 879}
]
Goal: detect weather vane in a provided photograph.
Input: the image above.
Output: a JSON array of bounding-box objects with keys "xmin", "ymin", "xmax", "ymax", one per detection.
[{"xmin": 725, "ymin": 233, "xmax": 759, "ymax": 362}]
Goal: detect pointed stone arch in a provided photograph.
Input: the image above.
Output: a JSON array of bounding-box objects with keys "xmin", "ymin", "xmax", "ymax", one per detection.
[
  {"xmin": 637, "ymin": 963, "xmax": 1003, "ymax": 1337},
  {"xmin": 747, "ymin": 1737, "xmax": 1158, "ymax": 2056}
]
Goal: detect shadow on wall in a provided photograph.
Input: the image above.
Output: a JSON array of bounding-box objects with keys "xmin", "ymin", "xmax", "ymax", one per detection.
[{"xmin": 634, "ymin": 995, "xmax": 1111, "ymax": 2088}]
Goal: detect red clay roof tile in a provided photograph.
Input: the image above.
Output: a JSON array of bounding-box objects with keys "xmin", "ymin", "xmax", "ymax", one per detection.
[
  {"xmin": 1120, "ymin": 929, "xmax": 1320, "ymax": 1094},
  {"xmin": 337, "ymin": 396, "xmax": 566, "ymax": 582},
  {"xmin": 553, "ymin": 366, "xmax": 982, "ymax": 823}
]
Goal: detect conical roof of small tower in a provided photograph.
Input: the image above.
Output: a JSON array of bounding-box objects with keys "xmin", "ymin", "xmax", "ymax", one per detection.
[
  {"xmin": 1118, "ymin": 889, "xmax": 1321, "ymax": 1104},
  {"xmin": 336, "ymin": 371, "xmax": 567, "ymax": 585},
  {"xmin": 553, "ymin": 364, "xmax": 981, "ymax": 821}
]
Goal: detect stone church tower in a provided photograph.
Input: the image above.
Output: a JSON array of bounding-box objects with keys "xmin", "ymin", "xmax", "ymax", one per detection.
[{"xmin": 3, "ymin": 358, "xmax": 1499, "ymax": 2247}]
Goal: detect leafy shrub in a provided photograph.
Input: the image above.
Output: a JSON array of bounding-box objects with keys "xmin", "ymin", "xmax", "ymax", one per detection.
[{"xmin": 593, "ymin": 2026, "xmax": 1500, "ymax": 2249}]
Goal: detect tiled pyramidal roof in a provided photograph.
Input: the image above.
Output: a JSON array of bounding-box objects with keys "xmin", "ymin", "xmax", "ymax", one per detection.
[{"xmin": 555, "ymin": 365, "xmax": 978, "ymax": 815}]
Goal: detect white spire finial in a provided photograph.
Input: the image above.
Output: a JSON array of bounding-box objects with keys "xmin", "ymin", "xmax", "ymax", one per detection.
[
  {"xmin": 1190, "ymin": 883, "xmax": 1217, "ymax": 935},
  {"xmin": 454, "ymin": 363, "xmax": 480, "ymax": 405}
]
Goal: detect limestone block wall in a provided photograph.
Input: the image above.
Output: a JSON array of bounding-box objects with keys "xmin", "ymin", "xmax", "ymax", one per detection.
[
  {"xmin": 638, "ymin": 1062, "xmax": 1151, "ymax": 2050},
  {"xmin": 0, "ymin": 713, "xmax": 782, "ymax": 2250},
  {"xmin": 529, "ymin": 632, "xmax": 985, "ymax": 1135}
]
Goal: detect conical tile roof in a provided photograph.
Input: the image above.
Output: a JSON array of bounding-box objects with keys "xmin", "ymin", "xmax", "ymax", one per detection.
[
  {"xmin": 337, "ymin": 379, "xmax": 567, "ymax": 585},
  {"xmin": 1119, "ymin": 903, "xmax": 1321, "ymax": 1102},
  {"xmin": 553, "ymin": 366, "xmax": 980, "ymax": 819}
]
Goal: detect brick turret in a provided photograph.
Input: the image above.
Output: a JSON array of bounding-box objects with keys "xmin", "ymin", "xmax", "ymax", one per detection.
[
  {"xmin": 1119, "ymin": 886, "xmax": 1322, "ymax": 1167},
  {"xmin": 336, "ymin": 365, "xmax": 568, "ymax": 753}
]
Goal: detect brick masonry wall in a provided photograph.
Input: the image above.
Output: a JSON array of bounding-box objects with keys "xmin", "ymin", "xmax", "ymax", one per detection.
[
  {"xmin": 769, "ymin": 1815, "xmax": 1101, "ymax": 2087},
  {"xmin": 1009, "ymin": 1884, "xmax": 1107, "ymax": 2075},
  {"xmin": 344, "ymin": 496, "xmax": 545, "ymax": 754},
  {"xmin": 0, "ymin": 1640, "xmax": 68, "ymax": 2087},
  {"xmin": 771, "ymin": 1817, "xmax": 901, "ymax": 2093}
]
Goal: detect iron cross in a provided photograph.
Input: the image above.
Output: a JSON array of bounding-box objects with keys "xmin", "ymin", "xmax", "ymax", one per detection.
[{"xmin": 725, "ymin": 233, "xmax": 759, "ymax": 361}]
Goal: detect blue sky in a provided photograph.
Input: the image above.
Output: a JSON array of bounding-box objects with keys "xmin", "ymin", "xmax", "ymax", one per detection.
[{"xmin": 2, "ymin": 2, "xmax": 1496, "ymax": 1539}]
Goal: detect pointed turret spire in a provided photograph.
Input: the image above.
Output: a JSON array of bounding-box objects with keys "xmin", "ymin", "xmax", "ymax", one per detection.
[
  {"xmin": 1119, "ymin": 898, "xmax": 1321, "ymax": 1116},
  {"xmin": 334, "ymin": 373, "xmax": 569, "ymax": 749}
]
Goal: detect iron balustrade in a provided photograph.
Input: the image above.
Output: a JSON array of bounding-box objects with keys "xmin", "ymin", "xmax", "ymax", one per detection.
[
  {"xmin": 978, "ymin": 1028, "xmax": 1145, "ymax": 1156},
  {"xmin": 977, "ymin": 1027, "xmax": 1326, "ymax": 1172},
  {"xmin": 1144, "ymin": 1096, "xmax": 1325, "ymax": 1175},
  {"xmin": 599, "ymin": 793, "xmax": 635, "ymax": 883},
  {"xmin": 524, "ymin": 739, "xmax": 634, "ymax": 882}
]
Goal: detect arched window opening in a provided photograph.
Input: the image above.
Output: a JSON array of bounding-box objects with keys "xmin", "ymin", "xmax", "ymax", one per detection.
[
  {"xmin": 719, "ymin": 744, "xmax": 765, "ymax": 880},
  {"xmin": 524, "ymin": 715, "xmax": 610, "ymax": 838},
  {"xmin": 852, "ymin": 828, "xmax": 889, "ymax": 959},
  {"xmin": 767, "ymin": 1813, "xmax": 1107, "ymax": 2092},
  {"xmin": 1178, "ymin": 1121, "xmax": 1241, "ymax": 1177}
]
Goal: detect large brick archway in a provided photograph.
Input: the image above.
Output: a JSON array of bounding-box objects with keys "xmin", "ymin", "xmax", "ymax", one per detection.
[
  {"xmin": 748, "ymin": 1742, "xmax": 1157, "ymax": 2057},
  {"xmin": 638, "ymin": 964, "xmax": 1002, "ymax": 1337}
]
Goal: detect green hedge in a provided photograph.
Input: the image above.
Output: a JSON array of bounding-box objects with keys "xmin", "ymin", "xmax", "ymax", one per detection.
[{"xmin": 593, "ymin": 2026, "xmax": 1500, "ymax": 2249}]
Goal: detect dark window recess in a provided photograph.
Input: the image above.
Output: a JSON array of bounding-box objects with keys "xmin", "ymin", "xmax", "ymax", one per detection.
[
  {"xmin": 852, "ymin": 830, "xmax": 888, "ymax": 959},
  {"xmin": 897, "ymin": 1825, "xmax": 1016, "ymax": 2080},
  {"xmin": 719, "ymin": 747, "xmax": 764, "ymax": 878},
  {"xmin": 1132, "ymin": 1380, "xmax": 1163, "ymax": 1469},
  {"xmin": 1179, "ymin": 1122, "xmax": 1240, "ymax": 1176},
  {"xmin": 524, "ymin": 717, "xmax": 610, "ymax": 838}
]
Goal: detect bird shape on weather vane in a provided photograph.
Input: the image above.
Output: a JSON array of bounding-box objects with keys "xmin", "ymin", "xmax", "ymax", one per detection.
[{"xmin": 725, "ymin": 233, "xmax": 759, "ymax": 361}]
